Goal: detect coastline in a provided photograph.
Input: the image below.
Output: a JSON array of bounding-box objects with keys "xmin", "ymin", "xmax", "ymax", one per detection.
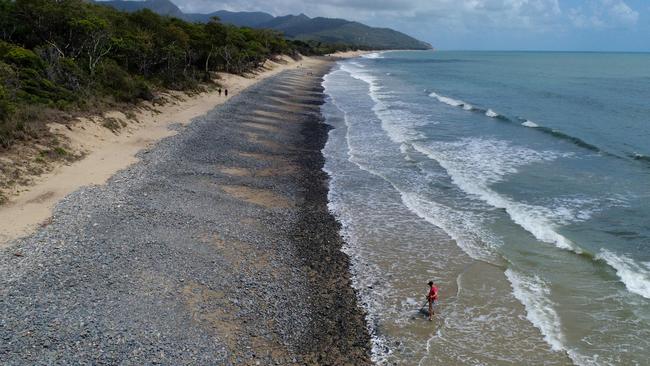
[
  {"xmin": 0, "ymin": 51, "xmax": 369, "ymax": 247},
  {"xmin": 0, "ymin": 58, "xmax": 372, "ymax": 363}
]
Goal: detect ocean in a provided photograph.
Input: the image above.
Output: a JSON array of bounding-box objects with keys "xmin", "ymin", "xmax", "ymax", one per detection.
[{"xmin": 321, "ymin": 51, "xmax": 650, "ymax": 365}]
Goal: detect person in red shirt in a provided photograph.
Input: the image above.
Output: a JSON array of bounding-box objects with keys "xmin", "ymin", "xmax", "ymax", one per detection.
[{"xmin": 426, "ymin": 281, "xmax": 438, "ymax": 321}]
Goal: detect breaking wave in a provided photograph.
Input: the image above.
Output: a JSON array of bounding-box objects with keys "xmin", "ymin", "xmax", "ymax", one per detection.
[{"xmin": 596, "ymin": 249, "xmax": 650, "ymax": 299}]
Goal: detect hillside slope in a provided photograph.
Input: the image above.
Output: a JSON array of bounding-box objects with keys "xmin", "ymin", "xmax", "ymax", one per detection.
[
  {"xmin": 99, "ymin": 0, "xmax": 185, "ymax": 18},
  {"xmin": 185, "ymin": 10, "xmax": 274, "ymax": 26},
  {"xmin": 259, "ymin": 15, "xmax": 431, "ymax": 50},
  {"xmin": 96, "ymin": 0, "xmax": 432, "ymax": 50}
]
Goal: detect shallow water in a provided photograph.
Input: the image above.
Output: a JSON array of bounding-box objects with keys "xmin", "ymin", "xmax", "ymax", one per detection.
[{"xmin": 322, "ymin": 51, "xmax": 650, "ymax": 365}]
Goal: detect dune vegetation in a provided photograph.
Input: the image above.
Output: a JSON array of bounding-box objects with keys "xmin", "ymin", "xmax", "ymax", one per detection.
[{"xmin": 0, "ymin": 0, "xmax": 354, "ymax": 149}]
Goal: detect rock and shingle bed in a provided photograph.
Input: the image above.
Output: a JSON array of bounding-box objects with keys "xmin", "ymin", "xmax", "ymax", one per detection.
[{"xmin": 0, "ymin": 64, "xmax": 372, "ymax": 365}]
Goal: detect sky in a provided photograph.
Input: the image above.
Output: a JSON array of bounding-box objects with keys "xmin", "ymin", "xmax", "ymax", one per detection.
[{"xmin": 171, "ymin": 0, "xmax": 650, "ymax": 51}]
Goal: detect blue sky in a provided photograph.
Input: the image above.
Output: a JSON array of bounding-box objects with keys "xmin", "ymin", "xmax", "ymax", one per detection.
[{"xmin": 174, "ymin": 0, "xmax": 650, "ymax": 51}]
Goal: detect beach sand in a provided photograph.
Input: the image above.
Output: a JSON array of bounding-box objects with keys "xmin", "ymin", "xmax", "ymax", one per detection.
[{"xmin": 0, "ymin": 55, "xmax": 338, "ymax": 247}]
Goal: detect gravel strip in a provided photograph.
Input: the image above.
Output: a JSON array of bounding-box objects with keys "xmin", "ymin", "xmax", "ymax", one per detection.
[{"xmin": 0, "ymin": 62, "xmax": 372, "ymax": 365}]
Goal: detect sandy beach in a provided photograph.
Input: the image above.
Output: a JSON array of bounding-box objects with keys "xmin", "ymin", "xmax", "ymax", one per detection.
[{"xmin": 0, "ymin": 56, "xmax": 372, "ymax": 364}]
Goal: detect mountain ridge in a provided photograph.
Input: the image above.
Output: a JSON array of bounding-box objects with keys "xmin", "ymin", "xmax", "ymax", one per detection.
[{"xmin": 96, "ymin": 0, "xmax": 432, "ymax": 50}]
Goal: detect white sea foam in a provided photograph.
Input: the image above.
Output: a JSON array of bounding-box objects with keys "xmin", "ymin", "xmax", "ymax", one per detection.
[
  {"xmin": 547, "ymin": 196, "xmax": 607, "ymax": 223},
  {"xmin": 596, "ymin": 249, "xmax": 650, "ymax": 299},
  {"xmin": 429, "ymin": 91, "xmax": 464, "ymax": 107},
  {"xmin": 522, "ymin": 120, "xmax": 539, "ymax": 128},
  {"xmin": 340, "ymin": 63, "xmax": 426, "ymax": 145},
  {"xmin": 411, "ymin": 138, "xmax": 582, "ymax": 253},
  {"xmin": 485, "ymin": 109, "xmax": 499, "ymax": 118},
  {"xmin": 505, "ymin": 270, "xmax": 601, "ymax": 366},
  {"xmin": 363, "ymin": 52, "xmax": 385, "ymax": 59},
  {"xmin": 504, "ymin": 269, "xmax": 565, "ymax": 351},
  {"xmin": 340, "ymin": 63, "xmax": 376, "ymax": 87},
  {"xmin": 401, "ymin": 192, "xmax": 500, "ymax": 262}
]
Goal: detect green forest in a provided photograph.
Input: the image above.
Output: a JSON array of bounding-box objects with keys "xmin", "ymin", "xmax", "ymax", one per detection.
[{"xmin": 0, "ymin": 0, "xmax": 356, "ymax": 148}]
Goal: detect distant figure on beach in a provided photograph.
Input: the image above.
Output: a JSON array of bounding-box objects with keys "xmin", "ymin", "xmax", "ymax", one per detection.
[
  {"xmin": 218, "ymin": 88, "xmax": 222, "ymax": 96},
  {"xmin": 225, "ymin": 89, "xmax": 228, "ymax": 97},
  {"xmin": 426, "ymin": 281, "xmax": 438, "ymax": 321}
]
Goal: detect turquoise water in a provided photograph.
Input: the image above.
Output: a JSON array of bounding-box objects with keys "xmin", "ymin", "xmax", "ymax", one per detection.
[{"xmin": 322, "ymin": 51, "xmax": 650, "ymax": 365}]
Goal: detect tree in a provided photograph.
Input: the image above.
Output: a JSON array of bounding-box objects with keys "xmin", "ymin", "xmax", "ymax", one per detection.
[
  {"xmin": 0, "ymin": 0, "xmax": 16, "ymax": 41},
  {"xmin": 70, "ymin": 16, "xmax": 114, "ymax": 75},
  {"xmin": 202, "ymin": 18, "xmax": 227, "ymax": 73}
]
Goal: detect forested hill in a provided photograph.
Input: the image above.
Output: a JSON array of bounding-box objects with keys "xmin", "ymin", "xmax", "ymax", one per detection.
[
  {"xmin": 98, "ymin": 0, "xmax": 185, "ymax": 18},
  {"xmin": 258, "ymin": 15, "xmax": 432, "ymax": 50},
  {"xmin": 185, "ymin": 11, "xmax": 274, "ymax": 27},
  {"xmin": 97, "ymin": 0, "xmax": 432, "ymax": 50},
  {"xmin": 0, "ymin": 0, "xmax": 340, "ymax": 149}
]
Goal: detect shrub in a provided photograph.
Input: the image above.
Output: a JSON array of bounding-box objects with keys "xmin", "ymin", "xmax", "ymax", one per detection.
[
  {"xmin": 95, "ymin": 59, "xmax": 153, "ymax": 102},
  {"xmin": 0, "ymin": 43, "xmax": 44, "ymax": 70},
  {"xmin": 0, "ymin": 85, "xmax": 12, "ymax": 120},
  {"xmin": 0, "ymin": 76, "xmax": 17, "ymax": 147}
]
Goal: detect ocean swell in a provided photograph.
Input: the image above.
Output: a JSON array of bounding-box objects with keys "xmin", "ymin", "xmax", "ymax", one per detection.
[
  {"xmin": 534, "ymin": 126, "xmax": 601, "ymax": 152},
  {"xmin": 428, "ymin": 90, "xmax": 607, "ymax": 154}
]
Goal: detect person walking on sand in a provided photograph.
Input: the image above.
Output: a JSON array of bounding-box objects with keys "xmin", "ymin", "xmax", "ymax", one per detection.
[
  {"xmin": 426, "ymin": 281, "xmax": 438, "ymax": 321},
  {"xmin": 218, "ymin": 88, "xmax": 222, "ymax": 96},
  {"xmin": 225, "ymin": 89, "xmax": 228, "ymax": 97}
]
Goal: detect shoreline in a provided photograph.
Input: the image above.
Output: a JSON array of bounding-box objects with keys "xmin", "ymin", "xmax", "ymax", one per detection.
[
  {"xmin": 0, "ymin": 51, "xmax": 369, "ymax": 248},
  {"xmin": 1, "ymin": 57, "xmax": 372, "ymax": 363},
  {"xmin": 290, "ymin": 78, "xmax": 372, "ymax": 362}
]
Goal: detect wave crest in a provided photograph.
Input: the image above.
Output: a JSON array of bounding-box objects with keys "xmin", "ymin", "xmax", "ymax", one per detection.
[
  {"xmin": 505, "ymin": 269, "xmax": 565, "ymax": 351},
  {"xmin": 596, "ymin": 249, "xmax": 650, "ymax": 299},
  {"xmin": 485, "ymin": 109, "xmax": 499, "ymax": 118},
  {"xmin": 429, "ymin": 91, "xmax": 465, "ymax": 107},
  {"xmin": 632, "ymin": 153, "xmax": 650, "ymax": 164}
]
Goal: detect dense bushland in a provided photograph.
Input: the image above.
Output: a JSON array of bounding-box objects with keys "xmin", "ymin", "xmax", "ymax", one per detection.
[{"xmin": 0, "ymin": 0, "xmax": 354, "ymax": 148}]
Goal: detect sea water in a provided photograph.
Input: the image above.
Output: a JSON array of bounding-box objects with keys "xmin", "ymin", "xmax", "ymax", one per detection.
[{"xmin": 322, "ymin": 51, "xmax": 650, "ymax": 365}]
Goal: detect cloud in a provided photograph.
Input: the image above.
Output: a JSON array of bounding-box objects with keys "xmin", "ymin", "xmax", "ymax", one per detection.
[
  {"xmin": 608, "ymin": 0, "xmax": 639, "ymax": 24},
  {"xmin": 462, "ymin": 0, "xmax": 563, "ymax": 30},
  {"xmin": 176, "ymin": 0, "xmax": 414, "ymax": 15},
  {"xmin": 568, "ymin": 0, "xmax": 639, "ymax": 28}
]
